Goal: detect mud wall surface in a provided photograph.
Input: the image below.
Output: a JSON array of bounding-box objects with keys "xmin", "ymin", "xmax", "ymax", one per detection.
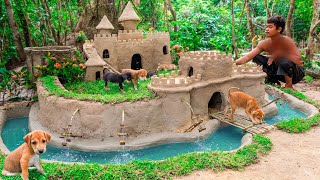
[{"xmin": 35, "ymin": 81, "xmax": 192, "ymax": 140}]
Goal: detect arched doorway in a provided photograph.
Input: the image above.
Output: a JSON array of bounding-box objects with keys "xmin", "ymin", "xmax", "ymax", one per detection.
[
  {"xmin": 131, "ymin": 54, "xmax": 142, "ymax": 70},
  {"xmin": 208, "ymin": 92, "xmax": 223, "ymax": 114},
  {"xmin": 95, "ymin": 71, "xmax": 101, "ymax": 80},
  {"xmin": 188, "ymin": 67, "xmax": 194, "ymax": 77}
]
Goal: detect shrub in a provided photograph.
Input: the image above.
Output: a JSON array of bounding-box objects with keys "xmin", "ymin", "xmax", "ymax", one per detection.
[
  {"xmin": 76, "ymin": 31, "xmax": 88, "ymax": 43},
  {"xmin": 34, "ymin": 53, "xmax": 86, "ymax": 84}
]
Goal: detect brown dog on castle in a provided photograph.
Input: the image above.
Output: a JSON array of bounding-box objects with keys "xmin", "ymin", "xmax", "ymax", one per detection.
[
  {"xmin": 2, "ymin": 130, "xmax": 51, "ymax": 180},
  {"xmin": 121, "ymin": 69, "xmax": 148, "ymax": 90},
  {"xmin": 225, "ymin": 87, "xmax": 264, "ymax": 124},
  {"xmin": 157, "ymin": 63, "xmax": 177, "ymax": 71}
]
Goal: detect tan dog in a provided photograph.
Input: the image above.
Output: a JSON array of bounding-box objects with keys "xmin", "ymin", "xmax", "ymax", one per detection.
[
  {"xmin": 2, "ymin": 130, "xmax": 51, "ymax": 180},
  {"xmin": 157, "ymin": 63, "xmax": 177, "ymax": 71},
  {"xmin": 225, "ymin": 87, "xmax": 264, "ymax": 124},
  {"xmin": 120, "ymin": 69, "xmax": 148, "ymax": 90}
]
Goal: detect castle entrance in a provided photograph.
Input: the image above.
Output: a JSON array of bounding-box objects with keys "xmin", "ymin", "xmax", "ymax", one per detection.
[
  {"xmin": 131, "ymin": 54, "xmax": 142, "ymax": 70},
  {"xmin": 208, "ymin": 92, "xmax": 223, "ymax": 114}
]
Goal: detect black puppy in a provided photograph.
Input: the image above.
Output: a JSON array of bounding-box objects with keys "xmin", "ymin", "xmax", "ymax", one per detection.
[
  {"xmin": 103, "ymin": 72, "xmax": 132, "ymax": 93},
  {"xmin": 147, "ymin": 72, "xmax": 156, "ymax": 78}
]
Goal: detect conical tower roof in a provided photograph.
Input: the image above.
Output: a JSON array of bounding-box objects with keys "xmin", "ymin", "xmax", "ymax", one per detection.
[
  {"xmin": 118, "ymin": 1, "xmax": 140, "ymax": 22},
  {"xmin": 85, "ymin": 55, "xmax": 107, "ymax": 66},
  {"xmin": 96, "ymin": 15, "xmax": 114, "ymax": 30}
]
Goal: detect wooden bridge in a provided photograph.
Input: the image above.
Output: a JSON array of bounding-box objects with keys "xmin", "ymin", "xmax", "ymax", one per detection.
[{"xmin": 209, "ymin": 111, "xmax": 274, "ymax": 134}]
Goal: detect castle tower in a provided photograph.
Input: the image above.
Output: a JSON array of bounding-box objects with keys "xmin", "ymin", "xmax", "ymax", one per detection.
[
  {"xmin": 96, "ymin": 15, "xmax": 114, "ymax": 35},
  {"xmin": 118, "ymin": 1, "xmax": 140, "ymax": 30},
  {"xmin": 85, "ymin": 54, "xmax": 107, "ymax": 81},
  {"xmin": 94, "ymin": 15, "xmax": 118, "ymax": 69}
]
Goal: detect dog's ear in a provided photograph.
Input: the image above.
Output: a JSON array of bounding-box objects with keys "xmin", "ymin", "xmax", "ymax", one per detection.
[
  {"xmin": 23, "ymin": 133, "xmax": 32, "ymax": 144},
  {"xmin": 43, "ymin": 131, "xmax": 51, "ymax": 142}
]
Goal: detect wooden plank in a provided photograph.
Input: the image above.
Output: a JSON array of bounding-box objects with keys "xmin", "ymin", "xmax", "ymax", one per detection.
[{"xmin": 210, "ymin": 111, "xmax": 273, "ymax": 134}]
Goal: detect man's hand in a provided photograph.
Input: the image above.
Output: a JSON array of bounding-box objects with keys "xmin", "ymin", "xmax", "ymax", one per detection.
[{"xmin": 267, "ymin": 56, "xmax": 274, "ymax": 66}]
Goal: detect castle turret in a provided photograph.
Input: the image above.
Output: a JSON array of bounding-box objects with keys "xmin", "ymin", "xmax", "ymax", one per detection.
[
  {"xmin": 85, "ymin": 51, "xmax": 107, "ymax": 81},
  {"xmin": 96, "ymin": 15, "xmax": 114, "ymax": 35},
  {"xmin": 118, "ymin": 2, "xmax": 140, "ymax": 30}
]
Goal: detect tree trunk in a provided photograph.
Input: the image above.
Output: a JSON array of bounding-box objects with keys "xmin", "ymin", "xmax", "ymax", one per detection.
[
  {"xmin": 306, "ymin": 0, "xmax": 320, "ymax": 61},
  {"xmin": 41, "ymin": 0, "xmax": 59, "ymax": 44},
  {"xmin": 23, "ymin": 0, "xmax": 36, "ymax": 46},
  {"xmin": 4, "ymin": 0, "xmax": 26, "ymax": 62},
  {"xmin": 74, "ymin": 1, "xmax": 119, "ymax": 39},
  {"xmin": 16, "ymin": 0, "xmax": 32, "ymax": 47},
  {"xmin": 164, "ymin": 0, "xmax": 167, "ymax": 29},
  {"xmin": 167, "ymin": 0, "xmax": 178, "ymax": 32},
  {"xmin": 231, "ymin": 0, "xmax": 239, "ymax": 59},
  {"xmin": 285, "ymin": 0, "xmax": 296, "ymax": 37},
  {"xmin": 263, "ymin": 0, "xmax": 271, "ymax": 18},
  {"xmin": 245, "ymin": 0, "xmax": 255, "ymax": 48}
]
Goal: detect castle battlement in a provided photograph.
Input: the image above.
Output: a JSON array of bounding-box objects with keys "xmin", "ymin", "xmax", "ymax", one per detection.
[
  {"xmin": 117, "ymin": 30, "xmax": 144, "ymax": 41},
  {"xmin": 118, "ymin": 29, "xmax": 143, "ymax": 34},
  {"xmin": 232, "ymin": 64, "xmax": 264, "ymax": 74},
  {"xmin": 150, "ymin": 71, "xmax": 202, "ymax": 88},
  {"xmin": 146, "ymin": 32, "xmax": 170, "ymax": 40},
  {"xmin": 117, "ymin": 39, "xmax": 153, "ymax": 48},
  {"xmin": 94, "ymin": 34, "xmax": 118, "ymax": 41},
  {"xmin": 180, "ymin": 50, "xmax": 233, "ymax": 62}
]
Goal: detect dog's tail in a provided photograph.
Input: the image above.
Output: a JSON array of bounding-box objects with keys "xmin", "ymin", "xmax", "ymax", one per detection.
[{"xmin": 228, "ymin": 87, "xmax": 241, "ymax": 98}]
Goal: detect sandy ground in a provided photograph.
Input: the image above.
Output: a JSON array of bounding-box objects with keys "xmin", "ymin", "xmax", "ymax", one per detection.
[
  {"xmin": 175, "ymin": 126, "xmax": 320, "ymax": 180},
  {"xmin": 175, "ymin": 80, "xmax": 320, "ymax": 180}
]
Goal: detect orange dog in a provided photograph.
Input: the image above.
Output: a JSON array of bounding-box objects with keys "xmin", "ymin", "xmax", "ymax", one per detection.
[
  {"xmin": 2, "ymin": 130, "xmax": 51, "ymax": 180},
  {"xmin": 225, "ymin": 87, "xmax": 264, "ymax": 124},
  {"xmin": 120, "ymin": 69, "xmax": 148, "ymax": 90},
  {"xmin": 157, "ymin": 63, "xmax": 177, "ymax": 71}
]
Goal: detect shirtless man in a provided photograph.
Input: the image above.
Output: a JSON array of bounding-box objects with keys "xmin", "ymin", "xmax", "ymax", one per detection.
[{"xmin": 235, "ymin": 15, "xmax": 304, "ymax": 90}]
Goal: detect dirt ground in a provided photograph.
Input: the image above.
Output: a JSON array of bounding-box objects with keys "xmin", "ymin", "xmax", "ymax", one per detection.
[
  {"xmin": 175, "ymin": 126, "xmax": 320, "ymax": 180},
  {"xmin": 175, "ymin": 80, "xmax": 320, "ymax": 180}
]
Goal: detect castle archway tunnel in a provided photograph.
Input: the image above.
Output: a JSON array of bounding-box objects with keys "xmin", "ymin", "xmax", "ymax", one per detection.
[
  {"xmin": 208, "ymin": 92, "xmax": 223, "ymax": 114},
  {"xmin": 131, "ymin": 54, "xmax": 142, "ymax": 70}
]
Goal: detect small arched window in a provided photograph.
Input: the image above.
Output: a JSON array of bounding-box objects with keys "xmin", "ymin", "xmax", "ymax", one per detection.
[
  {"xmin": 163, "ymin": 46, "xmax": 168, "ymax": 54},
  {"xmin": 188, "ymin": 67, "xmax": 193, "ymax": 77},
  {"xmin": 103, "ymin": 49, "xmax": 110, "ymax": 58}
]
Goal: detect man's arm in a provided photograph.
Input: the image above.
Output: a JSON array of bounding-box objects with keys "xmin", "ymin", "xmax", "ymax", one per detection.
[{"xmin": 235, "ymin": 46, "xmax": 263, "ymax": 65}]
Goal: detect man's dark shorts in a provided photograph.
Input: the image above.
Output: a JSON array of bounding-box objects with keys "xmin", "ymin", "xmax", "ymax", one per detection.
[{"xmin": 253, "ymin": 55, "xmax": 305, "ymax": 85}]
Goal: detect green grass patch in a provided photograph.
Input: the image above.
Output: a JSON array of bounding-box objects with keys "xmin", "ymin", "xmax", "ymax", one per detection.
[
  {"xmin": 274, "ymin": 87, "xmax": 320, "ymax": 133},
  {"xmin": 304, "ymin": 75, "xmax": 314, "ymax": 83},
  {"xmin": 40, "ymin": 76, "xmax": 157, "ymax": 104},
  {"xmin": 0, "ymin": 135, "xmax": 272, "ymax": 179},
  {"xmin": 276, "ymin": 113, "xmax": 320, "ymax": 133},
  {"xmin": 280, "ymin": 87, "xmax": 320, "ymax": 108},
  {"xmin": 157, "ymin": 69, "xmax": 179, "ymax": 76}
]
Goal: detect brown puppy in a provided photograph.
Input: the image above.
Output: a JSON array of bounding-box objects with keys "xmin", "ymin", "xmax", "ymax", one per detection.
[
  {"xmin": 2, "ymin": 130, "xmax": 51, "ymax": 180},
  {"xmin": 121, "ymin": 69, "xmax": 148, "ymax": 90},
  {"xmin": 157, "ymin": 63, "xmax": 177, "ymax": 71},
  {"xmin": 225, "ymin": 87, "xmax": 264, "ymax": 124}
]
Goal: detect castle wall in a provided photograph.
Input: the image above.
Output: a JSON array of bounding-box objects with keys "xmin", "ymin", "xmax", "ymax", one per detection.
[
  {"xmin": 179, "ymin": 51, "xmax": 233, "ymax": 80},
  {"xmin": 116, "ymin": 39, "xmax": 155, "ymax": 71},
  {"xmin": 85, "ymin": 66, "xmax": 104, "ymax": 81},
  {"xmin": 146, "ymin": 32, "xmax": 172, "ymax": 66},
  {"xmin": 121, "ymin": 21, "xmax": 137, "ymax": 30},
  {"xmin": 35, "ymin": 79, "xmax": 192, "ymax": 140},
  {"xmin": 94, "ymin": 34, "xmax": 119, "ymax": 69},
  {"xmin": 117, "ymin": 30, "xmax": 143, "ymax": 41}
]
